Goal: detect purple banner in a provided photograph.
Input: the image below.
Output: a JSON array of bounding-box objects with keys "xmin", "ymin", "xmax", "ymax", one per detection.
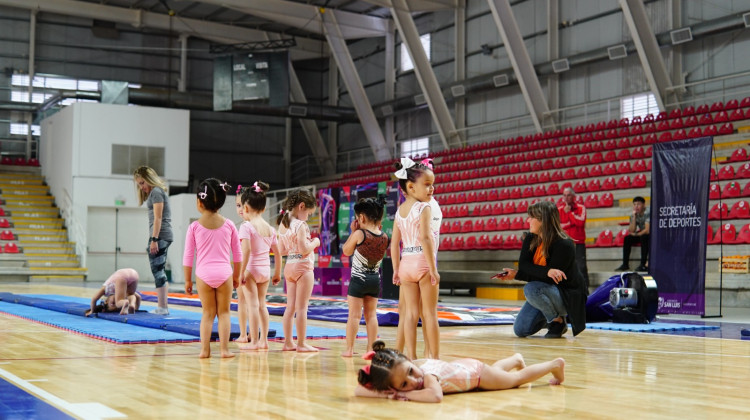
[{"xmin": 650, "ymin": 137, "xmax": 713, "ymax": 315}]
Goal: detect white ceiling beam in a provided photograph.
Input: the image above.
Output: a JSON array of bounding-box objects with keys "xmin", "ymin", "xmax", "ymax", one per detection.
[
  {"xmin": 362, "ymin": 0, "xmax": 458, "ymax": 12},
  {"xmin": 193, "ymin": 0, "xmax": 388, "ymax": 39},
  {"xmin": 0, "ymin": 0, "xmax": 326, "ymax": 60}
]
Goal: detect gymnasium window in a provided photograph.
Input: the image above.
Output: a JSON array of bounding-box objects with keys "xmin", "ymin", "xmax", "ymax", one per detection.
[
  {"xmin": 400, "ymin": 33, "xmax": 431, "ymax": 72},
  {"xmin": 621, "ymin": 93, "xmax": 659, "ymax": 120},
  {"xmin": 10, "ymin": 123, "xmax": 40, "ymax": 136},
  {"xmin": 401, "ymin": 137, "xmax": 429, "ymax": 158},
  {"xmin": 111, "ymin": 144, "xmax": 165, "ymax": 176}
]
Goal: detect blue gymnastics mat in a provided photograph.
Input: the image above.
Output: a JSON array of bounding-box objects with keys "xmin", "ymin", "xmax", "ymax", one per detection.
[
  {"xmin": 586, "ymin": 322, "xmax": 720, "ymax": 332},
  {"xmin": 15, "ymin": 294, "xmax": 355, "ymax": 340},
  {"xmin": 0, "ymin": 301, "xmax": 198, "ymax": 344}
]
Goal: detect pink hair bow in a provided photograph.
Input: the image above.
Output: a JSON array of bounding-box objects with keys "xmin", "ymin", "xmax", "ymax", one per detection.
[
  {"xmin": 279, "ymin": 208, "xmax": 286, "ymax": 215},
  {"xmin": 362, "ymin": 365, "xmax": 371, "ymax": 375},
  {"xmin": 253, "ymin": 182, "xmax": 262, "ymax": 193},
  {"xmin": 362, "ymin": 350, "xmax": 376, "ymax": 360},
  {"xmin": 236, "ymin": 185, "xmax": 242, "ymax": 194},
  {"xmin": 420, "ymin": 158, "xmax": 434, "ymax": 170}
]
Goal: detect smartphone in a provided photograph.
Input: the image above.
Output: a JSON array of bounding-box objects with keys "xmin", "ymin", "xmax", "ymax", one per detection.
[{"xmin": 491, "ymin": 271, "xmax": 509, "ymax": 279}]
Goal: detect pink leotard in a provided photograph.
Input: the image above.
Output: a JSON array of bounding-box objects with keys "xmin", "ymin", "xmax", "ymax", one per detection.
[
  {"xmin": 282, "ymin": 218, "xmax": 314, "ymax": 283},
  {"xmin": 239, "ymin": 221, "xmax": 277, "ymax": 283},
  {"xmin": 183, "ymin": 218, "xmax": 242, "ymax": 288},
  {"xmin": 103, "ymin": 268, "xmax": 138, "ymax": 296},
  {"xmin": 414, "ymin": 358, "xmax": 484, "ymax": 394},
  {"xmin": 395, "ymin": 202, "xmax": 431, "ymax": 283}
]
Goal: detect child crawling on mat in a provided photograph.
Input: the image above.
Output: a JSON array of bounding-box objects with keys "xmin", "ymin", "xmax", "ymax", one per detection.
[
  {"xmin": 85, "ymin": 268, "xmax": 141, "ymax": 316},
  {"xmin": 354, "ymin": 341, "xmax": 565, "ymax": 403}
]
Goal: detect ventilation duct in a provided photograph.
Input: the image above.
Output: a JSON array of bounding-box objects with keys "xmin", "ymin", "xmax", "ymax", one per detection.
[{"xmin": 608, "ymin": 45, "xmax": 628, "ymax": 60}]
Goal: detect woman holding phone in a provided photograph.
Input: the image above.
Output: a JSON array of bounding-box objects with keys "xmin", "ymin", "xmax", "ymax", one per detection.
[{"xmin": 497, "ymin": 201, "xmax": 587, "ymax": 338}]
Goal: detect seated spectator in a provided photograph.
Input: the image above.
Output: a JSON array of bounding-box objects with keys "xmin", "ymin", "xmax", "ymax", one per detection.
[{"xmin": 615, "ymin": 197, "xmax": 650, "ymax": 272}]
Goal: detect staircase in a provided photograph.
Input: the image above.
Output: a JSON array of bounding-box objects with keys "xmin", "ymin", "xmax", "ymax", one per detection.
[{"xmin": 0, "ymin": 170, "xmax": 87, "ymax": 282}]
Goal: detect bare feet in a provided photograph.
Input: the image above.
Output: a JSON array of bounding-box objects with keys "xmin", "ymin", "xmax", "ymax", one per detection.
[
  {"xmin": 220, "ymin": 351, "xmax": 235, "ymax": 359},
  {"xmin": 128, "ymin": 305, "xmax": 135, "ymax": 314},
  {"xmin": 239, "ymin": 342, "xmax": 259, "ymax": 351},
  {"xmin": 341, "ymin": 349, "xmax": 354, "ymax": 357},
  {"xmin": 282, "ymin": 343, "xmax": 297, "ymax": 351},
  {"xmin": 235, "ymin": 336, "xmax": 249, "ymax": 343},
  {"xmin": 512, "ymin": 353, "xmax": 526, "ymax": 370},
  {"xmin": 257, "ymin": 341, "xmax": 269, "ymax": 350},
  {"xmin": 119, "ymin": 302, "xmax": 130, "ymax": 315},
  {"xmin": 549, "ymin": 358, "xmax": 565, "ymax": 385},
  {"xmin": 296, "ymin": 344, "xmax": 319, "ymax": 353},
  {"xmin": 199, "ymin": 351, "xmax": 210, "ymax": 359}
]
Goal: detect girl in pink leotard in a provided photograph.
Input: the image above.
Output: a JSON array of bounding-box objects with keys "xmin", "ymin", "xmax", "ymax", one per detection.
[
  {"xmin": 355, "ymin": 341, "xmax": 566, "ymax": 403},
  {"xmin": 237, "ymin": 181, "xmax": 282, "ymax": 351},
  {"xmin": 183, "ymin": 178, "xmax": 242, "ymax": 359},
  {"xmin": 85, "ymin": 268, "xmax": 141, "ymax": 316},
  {"xmin": 277, "ymin": 189, "xmax": 320, "ymax": 353},
  {"xmin": 390, "ymin": 157, "xmax": 440, "ymax": 360}
]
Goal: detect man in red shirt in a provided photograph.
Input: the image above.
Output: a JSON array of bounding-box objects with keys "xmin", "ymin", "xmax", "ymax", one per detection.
[{"xmin": 558, "ymin": 187, "xmax": 589, "ymax": 290}]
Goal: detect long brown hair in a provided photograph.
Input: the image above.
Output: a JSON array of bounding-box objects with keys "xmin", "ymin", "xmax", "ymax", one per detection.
[
  {"xmin": 133, "ymin": 166, "xmax": 167, "ymax": 206},
  {"xmin": 527, "ymin": 200, "xmax": 569, "ymax": 259}
]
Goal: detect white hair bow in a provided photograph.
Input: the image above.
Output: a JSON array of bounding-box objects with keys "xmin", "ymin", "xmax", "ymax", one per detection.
[{"xmin": 394, "ymin": 157, "xmax": 416, "ymax": 179}]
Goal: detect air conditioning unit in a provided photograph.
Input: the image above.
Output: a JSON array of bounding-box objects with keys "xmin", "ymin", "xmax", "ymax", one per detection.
[
  {"xmin": 451, "ymin": 85, "xmax": 465, "ymax": 97},
  {"xmin": 414, "ymin": 94, "xmax": 426, "ymax": 105},
  {"xmin": 493, "ymin": 74, "xmax": 509, "ymax": 87},
  {"xmin": 551, "ymin": 58, "xmax": 570, "ymax": 73},
  {"xmin": 607, "ymin": 45, "xmax": 628, "ymax": 60},
  {"xmin": 743, "ymin": 12, "xmax": 750, "ymax": 28},
  {"xmin": 380, "ymin": 105, "xmax": 394, "ymax": 117},
  {"xmin": 288, "ymin": 105, "xmax": 307, "ymax": 117},
  {"xmin": 670, "ymin": 27, "xmax": 693, "ymax": 45}
]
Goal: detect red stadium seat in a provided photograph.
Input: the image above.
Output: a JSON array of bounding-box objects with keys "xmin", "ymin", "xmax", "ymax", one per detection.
[
  {"xmin": 591, "ymin": 152, "xmax": 604, "ymax": 164},
  {"xmin": 563, "ymin": 168, "xmax": 577, "ymax": 180},
  {"xmin": 720, "ymin": 223, "xmax": 741, "ymax": 244},
  {"xmin": 480, "ymin": 203, "xmax": 492, "ymax": 216},
  {"xmin": 548, "ymin": 182, "xmax": 560, "ymax": 195},
  {"xmin": 709, "ymin": 202, "xmax": 729, "ymax": 220},
  {"xmin": 673, "ymin": 129, "xmax": 687, "ymax": 140},
  {"xmin": 517, "ymin": 174, "xmax": 528, "ymax": 186},
  {"xmin": 729, "ymin": 200, "xmax": 750, "ymax": 219},
  {"xmin": 576, "ymin": 166, "xmax": 589, "ymax": 179},
  {"xmin": 497, "ymin": 217, "xmax": 511, "ymax": 231},
  {"xmin": 644, "ymin": 114, "xmax": 655, "ymax": 123},
  {"xmin": 719, "ymin": 165, "xmax": 736, "ymax": 180},
  {"xmin": 687, "ymin": 127, "xmax": 703, "ymax": 138},
  {"xmin": 504, "ymin": 201, "xmax": 516, "ymax": 214},
  {"xmin": 728, "ymin": 109, "xmax": 745, "ymax": 121},
  {"xmin": 710, "ymin": 168, "xmax": 717, "ymax": 182},
  {"xmin": 719, "ymin": 123, "xmax": 734, "ymax": 135},
  {"xmin": 0, "ymin": 230, "xmax": 13, "ymax": 240},
  {"xmin": 499, "ymin": 188, "xmax": 510, "ymax": 200},
  {"xmin": 645, "ymin": 133, "xmax": 657, "ymax": 144},
  {"xmin": 489, "ymin": 234, "xmax": 504, "ymax": 250},
  {"xmin": 461, "ymin": 220, "xmax": 474, "ymax": 233},
  {"xmin": 510, "ymin": 216, "xmax": 525, "ymax": 230},
  {"xmin": 453, "ymin": 236, "xmax": 465, "ymax": 250},
  {"xmin": 741, "ymin": 97, "xmax": 750, "ymax": 108},
  {"xmin": 737, "ymin": 163, "xmax": 750, "ymax": 179},
  {"xmin": 517, "ymin": 200, "xmax": 529, "ymax": 213},
  {"xmin": 27, "ymin": 158, "xmax": 40, "ymax": 167},
  {"xmin": 471, "ymin": 205, "xmax": 482, "ymax": 217},
  {"xmin": 587, "ymin": 178, "xmax": 601, "ymax": 192},
  {"xmin": 473, "ymin": 220, "xmax": 486, "ymax": 232},
  {"xmin": 722, "ymin": 181, "xmax": 742, "ymax": 198},
  {"xmin": 478, "ymin": 234, "xmax": 491, "ymax": 250},
  {"xmin": 486, "ymin": 217, "xmax": 498, "ymax": 232},
  {"xmin": 668, "ymin": 108, "xmax": 682, "ymax": 119},
  {"xmin": 696, "ymin": 104, "xmax": 709, "ymax": 114},
  {"xmin": 510, "ymin": 187, "xmax": 522, "ymax": 199},
  {"xmin": 602, "ymin": 177, "xmax": 616, "ymax": 190},
  {"xmin": 658, "ymin": 132, "xmax": 673, "ymax": 142},
  {"xmin": 588, "ymin": 164, "xmax": 602, "ymax": 177},
  {"xmin": 684, "ymin": 115, "xmax": 698, "ymax": 127},
  {"xmin": 593, "ymin": 229, "xmax": 614, "ymax": 247},
  {"xmin": 450, "ymin": 220, "xmax": 461, "ymax": 233},
  {"xmin": 534, "ymin": 184, "xmax": 547, "ymax": 197},
  {"xmin": 729, "ymin": 148, "xmax": 749, "ymax": 163},
  {"xmin": 703, "ymin": 125, "xmax": 718, "ymax": 136},
  {"xmin": 710, "ymin": 101, "xmax": 725, "ymax": 112},
  {"xmin": 584, "ymin": 193, "xmax": 599, "ymax": 208},
  {"xmin": 725, "ymin": 99, "xmax": 739, "ymax": 110},
  {"xmin": 0, "ymin": 219, "xmax": 9, "ymax": 228},
  {"xmin": 4, "ymin": 243, "xmax": 18, "ymax": 253},
  {"xmin": 0, "ymin": 208, "xmax": 5, "ymax": 217},
  {"xmin": 492, "ymin": 202, "xmax": 504, "ymax": 216},
  {"xmin": 633, "ymin": 159, "xmax": 647, "ymax": 172},
  {"xmin": 614, "ymin": 229, "xmax": 629, "ymax": 247},
  {"xmin": 1, "ymin": 156, "xmax": 12, "ymax": 165},
  {"xmin": 617, "ymin": 175, "xmax": 632, "ymax": 189},
  {"xmin": 592, "ymin": 141, "xmax": 604, "ymax": 152},
  {"xmin": 600, "ymin": 192, "xmax": 614, "ymax": 207},
  {"xmin": 617, "ymin": 161, "xmax": 633, "ymax": 174},
  {"xmin": 707, "ymin": 225, "xmax": 720, "ymax": 245},
  {"xmin": 503, "ymin": 234, "xmax": 522, "ymax": 250},
  {"xmin": 632, "ymin": 173, "xmax": 647, "ymax": 188},
  {"xmin": 574, "ymin": 180, "xmax": 587, "ymax": 192},
  {"xmin": 13, "ymin": 157, "xmax": 26, "ymax": 166},
  {"xmin": 604, "ymin": 150, "xmax": 617, "ymax": 162},
  {"xmin": 631, "ymin": 116, "xmax": 642, "ymax": 125},
  {"xmin": 440, "ymin": 236, "xmax": 454, "ymax": 250},
  {"xmin": 617, "ymin": 148, "xmax": 631, "ymax": 160},
  {"xmin": 683, "ymin": 105, "xmax": 696, "ymax": 117},
  {"xmin": 709, "ymin": 183, "xmax": 721, "ymax": 199},
  {"xmin": 458, "ymin": 205, "xmax": 469, "ymax": 217},
  {"xmin": 603, "ymin": 163, "xmax": 617, "ymax": 176}
]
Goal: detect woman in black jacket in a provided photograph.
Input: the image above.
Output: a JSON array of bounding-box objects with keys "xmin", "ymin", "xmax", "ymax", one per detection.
[{"xmin": 500, "ymin": 201, "xmax": 587, "ymax": 338}]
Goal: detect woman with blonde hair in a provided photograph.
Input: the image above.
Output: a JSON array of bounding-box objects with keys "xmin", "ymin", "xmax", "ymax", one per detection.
[
  {"xmin": 134, "ymin": 166, "xmax": 173, "ymax": 315},
  {"xmin": 498, "ymin": 201, "xmax": 587, "ymax": 338}
]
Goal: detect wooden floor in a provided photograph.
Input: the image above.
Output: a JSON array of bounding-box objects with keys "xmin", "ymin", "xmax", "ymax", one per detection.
[{"xmin": 1, "ymin": 284, "xmax": 749, "ymax": 419}]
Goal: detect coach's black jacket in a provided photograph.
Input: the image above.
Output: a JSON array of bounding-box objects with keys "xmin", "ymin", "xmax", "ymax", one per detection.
[{"xmin": 515, "ymin": 233, "xmax": 588, "ymax": 336}]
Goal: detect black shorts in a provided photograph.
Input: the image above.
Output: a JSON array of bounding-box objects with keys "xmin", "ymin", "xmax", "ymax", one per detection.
[{"xmin": 348, "ymin": 272, "xmax": 381, "ymax": 298}]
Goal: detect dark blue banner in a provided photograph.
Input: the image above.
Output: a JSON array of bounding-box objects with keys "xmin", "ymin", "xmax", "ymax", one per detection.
[{"xmin": 650, "ymin": 137, "xmax": 713, "ymax": 315}]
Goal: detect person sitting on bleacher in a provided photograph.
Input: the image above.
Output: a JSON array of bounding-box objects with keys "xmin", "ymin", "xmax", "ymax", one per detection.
[
  {"xmin": 615, "ymin": 196, "xmax": 650, "ymax": 272},
  {"xmin": 558, "ymin": 187, "xmax": 589, "ymax": 290}
]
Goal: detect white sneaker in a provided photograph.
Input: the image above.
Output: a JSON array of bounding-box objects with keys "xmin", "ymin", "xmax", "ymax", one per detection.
[{"xmin": 152, "ymin": 307, "xmax": 169, "ymax": 315}]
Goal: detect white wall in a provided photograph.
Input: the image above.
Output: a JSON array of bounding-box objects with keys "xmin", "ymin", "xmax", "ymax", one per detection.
[{"xmin": 40, "ymin": 102, "xmax": 190, "ymax": 281}]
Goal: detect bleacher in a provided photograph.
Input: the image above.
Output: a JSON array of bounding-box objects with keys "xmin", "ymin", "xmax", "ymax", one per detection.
[
  {"xmin": 0, "ymin": 163, "xmax": 87, "ymax": 282},
  {"xmin": 329, "ymin": 98, "xmax": 750, "ymax": 304}
]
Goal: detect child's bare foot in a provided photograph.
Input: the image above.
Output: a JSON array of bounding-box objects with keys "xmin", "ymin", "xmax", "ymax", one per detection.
[
  {"xmin": 257, "ymin": 341, "xmax": 269, "ymax": 350},
  {"xmin": 220, "ymin": 351, "xmax": 235, "ymax": 359},
  {"xmin": 128, "ymin": 305, "xmax": 135, "ymax": 314},
  {"xmin": 235, "ymin": 336, "xmax": 249, "ymax": 343},
  {"xmin": 282, "ymin": 343, "xmax": 297, "ymax": 351},
  {"xmin": 341, "ymin": 349, "xmax": 354, "ymax": 357},
  {"xmin": 239, "ymin": 342, "xmax": 259, "ymax": 351},
  {"xmin": 549, "ymin": 358, "xmax": 565, "ymax": 385},
  {"xmin": 199, "ymin": 351, "xmax": 210, "ymax": 359},
  {"xmin": 513, "ymin": 353, "xmax": 526, "ymax": 370},
  {"xmin": 119, "ymin": 302, "xmax": 130, "ymax": 315},
  {"xmin": 297, "ymin": 344, "xmax": 319, "ymax": 353}
]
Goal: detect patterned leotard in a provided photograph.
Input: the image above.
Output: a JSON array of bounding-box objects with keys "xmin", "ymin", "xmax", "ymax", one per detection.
[
  {"xmin": 395, "ymin": 202, "xmax": 431, "ymax": 283},
  {"xmin": 414, "ymin": 358, "xmax": 485, "ymax": 393}
]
